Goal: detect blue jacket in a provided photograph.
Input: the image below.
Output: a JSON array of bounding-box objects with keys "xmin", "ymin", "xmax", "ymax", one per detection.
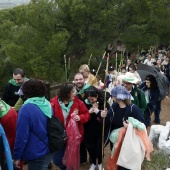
[
  {"xmin": 14, "ymin": 103, "xmax": 50, "ymax": 161},
  {"xmin": 139, "ymin": 82, "xmax": 160, "ymax": 113}
]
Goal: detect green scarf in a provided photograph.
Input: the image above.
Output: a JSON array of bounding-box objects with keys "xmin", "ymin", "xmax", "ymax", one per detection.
[
  {"xmin": 0, "ymin": 100, "xmax": 10, "ymax": 118},
  {"xmin": 76, "ymin": 83, "xmax": 90, "ymax": 95},
  {"xmin": 85, "ymin": 99, "xmax": 91, "ymax": 105},
  {"xmin": 24, "ymin": 97, "xmax": 52, "ymax": 118},
  {"xmin": 9, "ymin": 78, "xmax": 20, "ymax": 86},
  {"xmin": 9, "ymin": 77, "xmax": 29, "ymax": 86},
  {"xmin": 58, "ymin": 99, "xmax": 73, "ymax": 113}
]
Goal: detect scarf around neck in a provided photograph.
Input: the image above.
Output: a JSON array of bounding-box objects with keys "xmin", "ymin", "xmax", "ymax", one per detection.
[
  {"xmin": 9, "ymin": 77, "xmax": 29, "ymax": 86},
  {"xmin": 76, "ymin": 83, "xmax": 90, "ymax": 95},
  {"xmin": 24, "ymin": 97, "xmax": 52, "ymax": 118},
  {"xmin": 0, "ymin": 100, "xmax": 10, "ymax": 118},
  {"xmin": 58, "ymin": 99, "xmax": 73, "ymax": 113}
]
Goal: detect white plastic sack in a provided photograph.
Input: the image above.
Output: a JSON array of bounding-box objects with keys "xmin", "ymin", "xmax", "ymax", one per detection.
[{"xmin": 158, "ymin": 122, "xmax": 170, "ymax": 155}]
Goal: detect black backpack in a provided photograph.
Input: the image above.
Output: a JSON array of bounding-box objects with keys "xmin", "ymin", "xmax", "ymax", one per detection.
[
  {"xmin": 47, "ymin": 116, "xmax": 67, "ymax": 151},
  {"xmin": 31, "ymin": 115, "xmax": 67, "ymax": 151}
]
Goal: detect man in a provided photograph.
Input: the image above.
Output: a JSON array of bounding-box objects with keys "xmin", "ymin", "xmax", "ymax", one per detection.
[
  {"xmin": 74, "ymin": 73, "xmax": 91, "ymax": 101},
  {"xmin": 2, "ymin": 68, "xmax": 27, "ymax": 107},
  {"xmin": 74, "ymin": 73, "xmax": 91, "ymax": 164},
  {"xmin": 122, "ymin": 72, "xmax": 147, "ymax": 113}
]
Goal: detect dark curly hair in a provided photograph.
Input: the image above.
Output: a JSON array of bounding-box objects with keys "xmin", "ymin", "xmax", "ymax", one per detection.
[
  {"xmin": 128, "ymin": 63, "xmax": 136, "ymax": 71},
  {"xmin": 22, "ymin": 79, "xmax": 46, "ymax": 98},
  {"xmin": 58, "ymin": 83, "xmax": 74, "ymax": 102},
  {"xmin": 145, "ymin": 75, "xmax": 158, "ymax": 89}
]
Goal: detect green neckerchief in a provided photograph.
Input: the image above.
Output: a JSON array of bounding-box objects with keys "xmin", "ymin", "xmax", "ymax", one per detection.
[
  {"xmin": 0, "ymin": 100, "xmax": 10, "ymax": 118},
  {"xmin": 24, "ymin": 97, "xmax": 52, "ymax": 118},
  {"xmin": 85, "ymin": 99, "xmax": 91, "ymax": 105},
  {"xmin": 58, "ymin": 99, "xmax": 73, "ymax": 113},
  {"xmin": 9, "ymin": 77, "xmax": 29, "ymax": 86},
  {"xmin": 76, "ymin": 83, "xmax": 90, "ymax": 95},
  {"xmin": 9, "ymin": 78, "xmax": 20, "ymax": 86},
  {"xmin": 128, "ymin": 117, "xmax": 145, "ymax": 131}
]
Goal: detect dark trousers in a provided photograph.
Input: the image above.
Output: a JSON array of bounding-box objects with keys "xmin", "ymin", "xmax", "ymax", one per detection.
[
  {"xmin": 154, "ymin": 100, "xmax": 161, "ymax": 123},
  {"xmin": 85, "ymin": 136, "xmax": 102, "ymax": 165},
  {"xmin": 80, "ymin": 141, "xmax": 87, "ymax": 163}
]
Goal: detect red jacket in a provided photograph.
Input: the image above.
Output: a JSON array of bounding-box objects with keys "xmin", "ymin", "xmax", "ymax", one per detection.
[
  {"xmin": 50, "ymin": 96, "xmax": 90, "ymax": 139},
  {"xmin": 0, "ymin": 107, "xmax": 17, "ymax": 154}
]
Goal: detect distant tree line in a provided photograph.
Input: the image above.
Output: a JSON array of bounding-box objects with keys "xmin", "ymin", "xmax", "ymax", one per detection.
[{"xmin": 0, "ymin": 0, "xmax": 170, "ymax": 88}]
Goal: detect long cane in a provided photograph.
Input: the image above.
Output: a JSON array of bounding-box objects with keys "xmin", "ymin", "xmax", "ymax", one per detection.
[
  {"xmin": 88, "ymin": 54, "xmax": 92, "ymax": 67},
  {"xmin": 96, "ymin": 51, "xmax": 106, "ymax": 77},
  {"xmin": 101, "ymin": 53, "xmax": 109, "ymax": 169},
  {"xmin": 64, "ymin": 55, "xmax": 68, "ymax": 82}
]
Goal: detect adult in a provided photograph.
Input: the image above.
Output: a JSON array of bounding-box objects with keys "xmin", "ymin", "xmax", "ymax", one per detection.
[
  {"xmin": 73, "ymin": 73, "xmax": 91, "ymax": 164},
  {"xmin": 0, "ymin": 100, "xmax": 18, "ymax": 170},
  {"xmin": 143, "ymin": 54, "xmax": 155, "ymax": 66},
  {"xmin": 125, "ymin": 59, "xmax": 131, "ymax": 71},
  {"xmin": 74, "ymin": 73, "xmax": 91, "ymax": 101},
  {"xmin": 2, "ymin": 68, "xmax": 28, "ymax": 107},
  {"xmin": 104, "ymin": 85, "xmax": 145, "ymax": 170},
  {"xmin": 122, "ymin": 72, "xmax": 147, "ymax": 113},
  {"xmin": 0, "ymin": 99, "xmax": 17, "ymax": 154},
  {"xmin": 83, "ymin": 86, "xmax": 110, "ymax": 170},
  {"xmin": 139, "ymin": 75, "xmax": 160, "ymax": 126},
  {"xmin": 79, "ymin": 64, "xmax": 98, "ymax": 86},
  {"xmin": 13, "ymin": 79, "xmax": 53, "ymax": 170},
  {"xmin": 127, "ymin": 63, "xmax": 141, "ymax": 83},
  {"xmin": 50, "ymin": 83, "xmax": 90, "ymax": 170}
]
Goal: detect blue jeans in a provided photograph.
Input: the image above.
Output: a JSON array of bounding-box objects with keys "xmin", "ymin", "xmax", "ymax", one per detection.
[
  {"xmin": 28, "ymin": 152, "xmax": 53, "ymax": 170},
  {"xmin": 53, "ymin": 147, "xmax": 66, "ymax": 170}
]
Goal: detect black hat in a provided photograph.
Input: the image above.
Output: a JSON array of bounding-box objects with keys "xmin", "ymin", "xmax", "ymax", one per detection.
[{"xmin": 108, "ymin": 66, "xmax": 115, "ymax": 71}]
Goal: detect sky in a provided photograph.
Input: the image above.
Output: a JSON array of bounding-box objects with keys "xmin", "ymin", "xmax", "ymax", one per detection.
[{"xmin": 0, "ymin": 0, "xmax": 29, "ymax": 9}]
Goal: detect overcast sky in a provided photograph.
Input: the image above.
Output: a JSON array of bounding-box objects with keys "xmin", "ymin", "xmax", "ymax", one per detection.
[{"xmin": 0, "ymin": 0, "xmax": 29, "ymax": 9}]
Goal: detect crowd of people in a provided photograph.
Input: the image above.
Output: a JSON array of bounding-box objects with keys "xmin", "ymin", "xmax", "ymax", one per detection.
[{"xmin": 0, "ymin": 49, "xmax": 170, "ymax": 170}]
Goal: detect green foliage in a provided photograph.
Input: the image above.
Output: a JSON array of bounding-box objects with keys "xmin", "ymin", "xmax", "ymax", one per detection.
[
  {"xmin": 0, "ymin": 0, "xmax": 170, "ymax": 88},
  {"xmin": 142, "ymin": 150, "xmax": 170, "ymax": 170}
]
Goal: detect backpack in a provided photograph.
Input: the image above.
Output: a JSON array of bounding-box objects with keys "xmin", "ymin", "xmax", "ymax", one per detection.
[
  {"xmin": 47, "ymin": 115, "xmax": 67, "ymax": 151},
  {"xmin": 31, "ymin": 115, "xmax": 67, "ymax": 151}
]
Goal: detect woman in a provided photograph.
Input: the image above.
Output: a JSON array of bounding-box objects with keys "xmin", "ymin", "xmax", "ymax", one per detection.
[
  {"xmin": 13, "ymin": 79, "xmax": 53, "ymax": 170},
  {"xmin": 79, "ymin": 64, "xmax": 98, "ymax": 86},
  {"xmin": 139, "ymin": 75, "xmax": 160, "ymax": 126},
  {"xmin": 128, "ymin": 63, "xmax": 141, "ymax": 84},
  {"xmin": 104, "ymin": 85, "xmax": 145, "ymax": 170},
  {"xmin": 50, "ymin": 83, "xmax": 90, "ymax": 170},
  {"xmin": 0, "ymin": 99, "xmax": 17, "ymax": 155},
  {"xmin": 83, "ymin": 86, "xmax": 110, "ymax": 170}
]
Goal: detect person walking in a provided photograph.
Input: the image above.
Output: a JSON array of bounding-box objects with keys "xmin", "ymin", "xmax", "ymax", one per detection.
[
  {"xmin": 13, "ymin": 79, "xmax": 53, "ymax": 170},
  {"xmin": 103, "ymin": 85, "xmax": 145, "ymax": 170},
  {"xmin": 2, "ymin": 68, "xmax": 28, "ymax": 107},
  {"xmin": 50, "ymin": 83, "xmax": 90, "ymax": 170},
  {"xmin": 139, "ymin": 75, "xmax": 160, "ymax": 126},
  {"xmin": 83, "ymin": 86, "xmax": 110, "ymax": 170},
  {"xmin": 122, "ymin": 72, "xmax": 147, "ymax": 113}
]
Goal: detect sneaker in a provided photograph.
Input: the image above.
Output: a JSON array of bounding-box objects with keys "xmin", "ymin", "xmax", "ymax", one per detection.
[
  {"xmin": 89, "ymin": 164, "xmax": 96, "ymax": 170},
  {"xmin": 98, "ymin": 164, "xmax": 103, "ymax": 170}
]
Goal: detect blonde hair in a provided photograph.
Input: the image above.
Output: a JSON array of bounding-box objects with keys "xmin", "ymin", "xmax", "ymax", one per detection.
[{"xmin": 79, "ymin": 64, "xmax": 90, "ymax": 72}]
